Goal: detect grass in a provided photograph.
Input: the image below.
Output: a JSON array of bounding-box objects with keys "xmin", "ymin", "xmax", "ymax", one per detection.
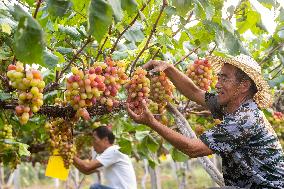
[{"xmin": 20, "ymin": 159, "xmax": 217, "ymax": 189}]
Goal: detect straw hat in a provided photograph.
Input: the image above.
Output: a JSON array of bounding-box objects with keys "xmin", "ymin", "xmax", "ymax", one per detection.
[{"xmin": 207, "ymin": 54, "xmax": 273, "ymax": 109}]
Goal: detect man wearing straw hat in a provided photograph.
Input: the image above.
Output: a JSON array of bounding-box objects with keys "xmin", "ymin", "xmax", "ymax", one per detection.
[{"xmin": 127, "ymin": 54, "xmax": 284, "ymax": 188}]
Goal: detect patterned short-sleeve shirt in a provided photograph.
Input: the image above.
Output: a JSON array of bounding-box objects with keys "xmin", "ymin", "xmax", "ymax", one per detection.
[{"xmin": 200, "ymin": 93, "xmax": 284, "ymax": 188}]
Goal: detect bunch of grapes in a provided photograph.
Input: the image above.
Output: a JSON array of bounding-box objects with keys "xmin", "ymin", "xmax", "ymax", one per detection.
[
  {"xmin": 7, "ymin": 62, "xmax": 45, "ymax": 125},
  {"xmin": 126, "ymin": 67, "xmax": 150, "ymax": 114},
  {"xmin": 66, "ymin": 66, "xmax": 106, "ymax": 120},
  {"xmin": 149, "ymin": 72, "xmax": 174, "ymax": 111},
  {"xmin": 273, "ymin": 111, "xmax": 283, "ymax": 122},
  {"xmin": 194, "ymin": 124, "xmax": 205, "ymax": 136},
  {"xmin": 0, "ymin": 124, "xmax": 14, "ymax": 143},
  {"xmin": 186, "ymin": 59, "xmax": 213, "ymax": 91},
  {"xmin": 98, "ymin": 57, "xmax": 128, "ymax": 111},
  {"xmin": 127, "ymin": 68, "xmax": 174, "ymax": 126},
  {"xmin": 0, "ymin": 124, "xmax": 20, "ymax": 169},
  {"xmin": 45, "ymin": 119, "xmax": 76, "ymax": 169}
]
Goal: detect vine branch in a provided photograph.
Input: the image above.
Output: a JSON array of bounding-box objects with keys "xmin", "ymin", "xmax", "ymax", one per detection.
[
  {"xmin": 33, "ymin": 0, "xmax": 42, "ymax": 19},
  {"xmin": 172, "ymin": 11, "xmax": 194, "ymax": 37},
  {"xmin": 0, "ymin": 74, "xmax": 13, "ymax": 92},
  {"xmin": 56, "ymin": 37, "xmax": 92, "ymax": 82},
  {"xmin": 208, "ymin": 43, "xmax": 217, "ymax": 55},
  {"xmin": 129, "ymin": 0, "xmax": 168, "ymax": 76},
  {"xmin": 109, "ymin": 0, "xmax": 152, "ymax": 54},
  {"xmin": 174, "ymin": 46, "xmax": 199, "ymax": 66},
  {"xmin": 95, "ymin": 26, "xmax": 112, "ymax": 62},
  {"xmin": 0, "ymin": 100, "xmax": 124, "ymax": 119},
  {"xmin": 260, "ymin": 42, "xmax": 284, "ymax": 65}
]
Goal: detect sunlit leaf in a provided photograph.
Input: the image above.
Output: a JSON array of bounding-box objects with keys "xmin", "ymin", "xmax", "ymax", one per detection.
[
  {"xmin": 108, "ymin": 0, "xmax": 123, "ymax": 22},
  {"xmin": 87, "ymin": 0, "xmax": 113, "ymax": 42},
  {"xmin": 11, "ymin": 5, "xmax": 45, "ymax": 65},
  {"xmin": 171, "ymin": 148, "xmax": 188, "ymax": 162},
  {"xmin": 121, "ymin": 0, "xmax": 138, "ymax": 16},
  {"xmin": 47, "ymin": 0, "xmax": 72, "ymax": 17}
]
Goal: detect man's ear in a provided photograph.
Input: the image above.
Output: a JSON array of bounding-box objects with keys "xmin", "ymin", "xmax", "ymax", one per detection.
[{"xmin": 103, "ymin": 137, "xmax": 109, "ymax": 143}]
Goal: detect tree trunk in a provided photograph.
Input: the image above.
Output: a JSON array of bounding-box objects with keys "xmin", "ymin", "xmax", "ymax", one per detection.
[
  {"xmin": 13, "ymin": 167, "xmax": 20, "ymax": 189},
  {"xmin": 0, "ymin": 164, "xmax": 3, "ymax": 189},
  {"xmin": 178, "ymin": 162, "xmax": 187, "ymax": 189},
  {"xmin": 141, "ymin": 159, "xmax": 149, "ymax": 189},
  {"xmin": 167, "ymin": 103, "xmax": 225, "ymax": 186},
  {"xmin": 149, "ymin": 165, "xmax": 161, "ymax": 189},
  {"xmin": 54, "ymin": 179, "xmax": 60, "ymax": 189}
]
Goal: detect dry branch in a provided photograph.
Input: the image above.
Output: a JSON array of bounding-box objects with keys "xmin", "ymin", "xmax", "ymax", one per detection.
[{"xmin": 166, "ymin": 103, "xmax": 225, "ymax": 186}]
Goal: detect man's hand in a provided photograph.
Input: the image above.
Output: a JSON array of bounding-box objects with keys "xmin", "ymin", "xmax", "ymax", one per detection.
[
  {"xmin": 142, "ymin": 60, "xmax": 172, "ymax": 73},
  {"xmin": 126, "ymin": 100, "xmax": 157, "ymax": 126}
]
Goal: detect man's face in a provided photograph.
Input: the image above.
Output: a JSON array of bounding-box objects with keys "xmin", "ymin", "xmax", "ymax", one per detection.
[
  {"xmin": 215, "ymin": 64, "xmax": 241, "ymax": 106},
  {"xmin": 92, "ymin": 132, "xmax": 107, "ymax": 153}
]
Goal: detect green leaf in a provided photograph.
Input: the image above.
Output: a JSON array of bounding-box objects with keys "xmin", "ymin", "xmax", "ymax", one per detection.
[
  {"xmin": 47, "ymin": 0, "xmax": 72, "ymax": 17},
  {"xmin": 43, "ymin": 50, "xmax": 58, "ymax": 70},
  {"xmin": 143, "ymin": 135, "xmax": 159, "ymax": 152},
  {"xmin": 112, "ymin": 51, "xmax": 128, "ymax": 60},
  {"xmin": 58, "ymin": 25, "xmax": 81, "ymax": 39},
  {"xmin": 278, "ymin": 7, "xmax": 284, "ymax": 22},
  {"xmin": 23, "ymin": 0, "xmax": 35, "ymax": 6},
  {"xmin": 121, "ymin": 0, "xmax": 138, "ymax": 16},
  {"xmin": 172, "ymin": 0, "xmax": 193, "ymax": 17},
  {"xmin": 18, "ymin": 143, "xmax": 30, "ymax": 156},
  {"xmin": 268, "ymin": 75, "xmax": 284, "ymax": 87},
  {"xmin": 12, "ymin": 5, "xmax": 45, "ymax": 65},
  {"xmin": 164, "ymin": 6, "xmax": 176, "ymax": 17},
  {"xmin": 135, "ymin": 131, "xmax": 149, "ymax": 141},
  {"xmin": 57, "ymin": 46, "xmax": 73, "ymax": 54},
  {"xmin": 204, "ymin": 20, "xmax": 248, "ymax": 56},
  {"xmin": 118, "ymin": 138, "xmax": 132, "ymax": 155},
  {"xmin": 71, "ymin": 0, "xmax": 90, "ymax": 12},
  {"xmin": 157, "ymin": 34, "xmax": 173, "ymax": 47},
  {"xmin": 124, "ymin": 23, "xmax": 144, "ymax": 42},
  {"xmin": 87, "ymin": 0, "xmax": 113, "ymax": 42},
  {"xmin": 1, "ymin": 23, "xmax": 12, "ymax": 34},
  {"xmin": 108, "ymin": 0, "xmax": 123, "ymax": 22},
  {"xmin": 257, "ymin": 0, "xmax": 278, "ymax": 9},
  {"xmin": 0, "ymin": 92, "xmax": 11, "ymax": 101},
  {"xmin": 194, "ymin": 0, "xmax": 215, "ymax": 20},
  {"xmin": 171, "ymin": 148, "xmax": 188, "ymax": 162},
  {"xmin": 237, "ymin": 10, "xmax": 261, "ymax": 34}
]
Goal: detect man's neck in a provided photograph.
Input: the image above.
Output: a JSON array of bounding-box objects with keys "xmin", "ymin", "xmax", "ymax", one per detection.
[{"xmin": 224, "ymin": 95, "xmax": 251, "ymax": 114}]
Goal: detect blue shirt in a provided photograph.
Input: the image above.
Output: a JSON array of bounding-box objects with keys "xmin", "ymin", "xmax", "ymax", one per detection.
[{"xmin": 200, "ymin": 93, "xmax": 284, "ymax": 188}]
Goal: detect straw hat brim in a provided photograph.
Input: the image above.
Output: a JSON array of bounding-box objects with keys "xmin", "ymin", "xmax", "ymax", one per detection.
[{"xmin": 207, "ymin": 55, "xmax": 273, "ymax": 109}]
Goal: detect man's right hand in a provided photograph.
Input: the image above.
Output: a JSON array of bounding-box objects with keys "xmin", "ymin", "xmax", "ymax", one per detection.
[
  {"xmin": 126, "ymin": 100, "xmax": 157, "ymax": 127},
  {"xmin": 142, "ymin": 60, "xmax": 172, "ymax": 73}
]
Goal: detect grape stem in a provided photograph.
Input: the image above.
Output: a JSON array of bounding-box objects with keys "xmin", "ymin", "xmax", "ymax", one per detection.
[
  {"xmin": 129, "ymin": 0, "xmax": 168, "ymax": 76},
  {"xmin": 33, "ymin": 0, "xmax": 43, "ymax": 19},
  {"xmin": 174, "ymin": 46, "xmax": 200, "ymax": 66}
]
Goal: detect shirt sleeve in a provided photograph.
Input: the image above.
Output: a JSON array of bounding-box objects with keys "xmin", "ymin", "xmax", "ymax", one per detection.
[
  {"xmin": 205, "ymin": 92, "xmax": 223, "ymax": 119},
  {"xmin": 96, "ymin": 148, "xmax": 119, "ymax": 168},
  {"xmin": 199, "ymin": 121, "xmax": 253, "ymax": 156}
]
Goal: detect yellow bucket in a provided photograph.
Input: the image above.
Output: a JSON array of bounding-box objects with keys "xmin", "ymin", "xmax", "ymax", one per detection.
[{"xmin": 45, "ymin": 150, "xmax": 70, "ymax": 181}]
